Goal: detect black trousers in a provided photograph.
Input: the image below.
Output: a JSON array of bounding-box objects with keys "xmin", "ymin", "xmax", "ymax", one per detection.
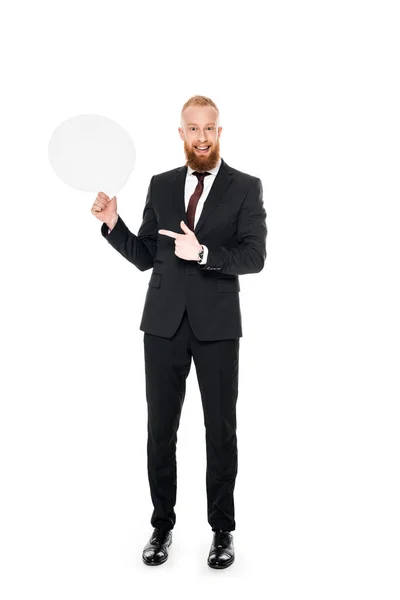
[{"xmin": 143, "ymin": 308, "xmax": 240, "ymax": 533}]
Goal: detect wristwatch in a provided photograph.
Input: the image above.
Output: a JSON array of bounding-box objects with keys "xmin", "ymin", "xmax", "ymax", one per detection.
[{"xmin": 197, "ymin": 245, "xmax": 204, "ymax": 263}]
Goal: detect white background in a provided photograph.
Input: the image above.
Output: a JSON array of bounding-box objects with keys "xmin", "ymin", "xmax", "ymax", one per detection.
[{"xmin": 1, "ymin": 0, "xmax": 399, "ymax": 598}]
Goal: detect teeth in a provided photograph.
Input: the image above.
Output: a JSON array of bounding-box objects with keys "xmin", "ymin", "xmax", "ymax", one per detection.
[{"xmin": 196, "ymin": 147, "xmax": 209, "ymax": 150}]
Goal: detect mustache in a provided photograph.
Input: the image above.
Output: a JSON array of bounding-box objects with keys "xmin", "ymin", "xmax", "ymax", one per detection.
[{"xmin": 183, "ymin": 139, "xmax": 220, "ymax": 171}]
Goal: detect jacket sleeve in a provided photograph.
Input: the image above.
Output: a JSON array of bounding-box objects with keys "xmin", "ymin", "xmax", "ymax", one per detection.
[
  {"xmin": 100, "ymin": 176, "xmax": 158, "ymax": 272},
  {"xmin": 197, "ymin": 177, "xmax": 267, "ymax": 275}
]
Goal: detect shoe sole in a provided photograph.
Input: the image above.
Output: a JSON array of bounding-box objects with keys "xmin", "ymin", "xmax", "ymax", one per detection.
[
  {"xmin": 207, "ymin": 555, "xmax": 235, "ymax": 569},
  {"xmin": 142, "ymin": 537, "xmax": 172, "ymax": 566}
]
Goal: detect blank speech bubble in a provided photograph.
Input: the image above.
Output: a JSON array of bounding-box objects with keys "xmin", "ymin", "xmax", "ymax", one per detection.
[{"xmin": 48, "ymin": 114, "xmax": 136, "ymax": 197}]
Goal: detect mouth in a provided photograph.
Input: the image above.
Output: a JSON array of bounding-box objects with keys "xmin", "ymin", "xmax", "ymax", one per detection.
[{"xmin": 194, "ymin": 145, "xmax": 211, "ymax": 154}]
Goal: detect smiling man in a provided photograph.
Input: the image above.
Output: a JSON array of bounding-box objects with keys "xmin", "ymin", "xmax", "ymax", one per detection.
[
  {"xmin": 157, "ymin": 101, "xmax": 224, "ymax": 266},
  {"xmin": 92, "ymin": 95, "xmax": 267, "ymax": 570},
  {"xmin": 180, "ymin": 104, "xmax": 221, "ymax": 171}
]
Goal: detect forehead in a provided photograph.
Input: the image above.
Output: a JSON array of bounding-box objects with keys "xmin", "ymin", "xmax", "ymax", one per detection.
[{"xmin": 182, "ymin": 104, "xmax": 218, "ymax": 125}]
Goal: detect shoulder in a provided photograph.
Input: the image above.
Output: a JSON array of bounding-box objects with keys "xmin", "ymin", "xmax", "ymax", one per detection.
[
  {"xmin": 222, "ymin": 160, "xmax": 261, "ymax": 187},
  {"xmin": 151, "ymin": 165, "xmax": 185, "ymax": 182}
]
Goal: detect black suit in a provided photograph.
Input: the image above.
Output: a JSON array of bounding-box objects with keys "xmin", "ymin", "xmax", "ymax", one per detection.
[
  {"xmin": 101, "ymin": 157, "xmax": 267, "ymax": 532},
  {"xmin": 101, "ymin": 157, "xmax": 267, "ymax": 340}
]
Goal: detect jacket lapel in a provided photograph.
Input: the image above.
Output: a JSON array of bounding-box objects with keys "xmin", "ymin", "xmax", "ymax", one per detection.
[{"xmin": 172, "ymin": 158, "xmax": 234, "ymax": 236}]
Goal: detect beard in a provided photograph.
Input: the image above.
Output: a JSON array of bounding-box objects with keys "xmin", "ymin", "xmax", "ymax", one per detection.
[{"xmin": 183, "ymin": 138, "xmax": 221, "ymax": 172}]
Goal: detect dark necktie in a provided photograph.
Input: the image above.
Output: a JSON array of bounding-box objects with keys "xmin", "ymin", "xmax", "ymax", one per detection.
[{"xmin": 186, "ymin": 171, "xmax": 211, "ymax": 231}]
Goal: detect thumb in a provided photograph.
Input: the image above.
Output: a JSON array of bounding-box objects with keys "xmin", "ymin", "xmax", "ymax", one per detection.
[{"xmin": 180, "ymin": 220, "xmax": 191, "ymax": 233}]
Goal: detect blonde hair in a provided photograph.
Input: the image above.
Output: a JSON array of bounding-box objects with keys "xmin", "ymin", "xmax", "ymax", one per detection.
[{"xmin": 181, "ymin": 95, "xmax": 219, "ymax": 124}]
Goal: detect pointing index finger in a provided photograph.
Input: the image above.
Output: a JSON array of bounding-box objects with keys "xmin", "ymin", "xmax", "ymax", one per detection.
[{"xmin": 158, "ymin": 229, "xmax": 180, "ymax": 238}]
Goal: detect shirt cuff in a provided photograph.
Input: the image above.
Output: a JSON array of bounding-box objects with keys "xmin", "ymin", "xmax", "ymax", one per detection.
[{"xmin": 199, "ymin": 244, "xmax": 208, "ymax": 264}]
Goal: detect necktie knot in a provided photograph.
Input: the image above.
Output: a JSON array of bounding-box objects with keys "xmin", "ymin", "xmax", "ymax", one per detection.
[{"xmin": 193, "ymin": 171, "xmax": 211, "ymax": 182}]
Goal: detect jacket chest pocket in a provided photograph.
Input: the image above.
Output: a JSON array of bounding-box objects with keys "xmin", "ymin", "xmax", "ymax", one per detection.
[
  {"xmin": 148, "ymin": 272, "xmax": 162, "ymax": 288},
  {"xmin": 217, "ymin": 278, "xmax": 240, "ymax": 293}
]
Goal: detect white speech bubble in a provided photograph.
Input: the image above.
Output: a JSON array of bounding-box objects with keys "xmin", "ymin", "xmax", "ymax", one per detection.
[{"xmin": 48, "ymin": 114, "xmax": 136, "ymax": 197}]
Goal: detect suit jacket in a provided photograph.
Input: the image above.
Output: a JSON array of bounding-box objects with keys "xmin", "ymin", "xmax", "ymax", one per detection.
[{"xmin": 101, "ymin": 157, "xmax": 267, "ymax": 340}]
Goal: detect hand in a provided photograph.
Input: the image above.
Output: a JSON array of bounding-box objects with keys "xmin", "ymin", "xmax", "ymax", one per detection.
[
  {"xmin": 91, "ymin": 192, "xmax": 118, "ymax": 226},
  {"xmin": 158, "ymin": 221, "xmax": 202, "ymax": 261}
]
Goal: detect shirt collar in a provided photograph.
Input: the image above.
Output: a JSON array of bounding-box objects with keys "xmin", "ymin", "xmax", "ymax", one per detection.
[{"xmin": 187, "ymin": 157, "xmax": 222, "ymax": 177}]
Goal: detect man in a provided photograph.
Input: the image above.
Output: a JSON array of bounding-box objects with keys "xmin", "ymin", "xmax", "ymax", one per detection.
[{"xmin": 91, "ymin": 95, "xmax": 267, "ymax": 569}]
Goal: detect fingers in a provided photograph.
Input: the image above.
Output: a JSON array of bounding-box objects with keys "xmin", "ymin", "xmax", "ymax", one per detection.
[
  {"xmin": 180, "ymin": 221, "xmax": 191, "ymax": 232},
  {"xmin": 98, "ymin": 192, "xmax": 110, "ymax": 201},
  {"xmin": 158, "ymin": 227, "xmax": 192, "ymax": 238},
  {"xmin": 96, "ymin": 193, "xmax": 109, "ymax": 208},
  {"xmin": 91, "ymin": 192, "xmax": 110, "ymax": 214},
  {"xmin": 158, "ymin": 229, "xmax": 179, "ymax": 238},
  {"xmin": 91, "ymin": 200, "xmax": 105, "ymax": 213}
]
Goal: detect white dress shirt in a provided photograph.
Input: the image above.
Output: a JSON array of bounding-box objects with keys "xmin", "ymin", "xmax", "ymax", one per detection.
[
  {"xmin": 184, "ymin": 158, "xmax": 221, "ymax": 264},
  {"xmin": 108, "ymin": 158, "xmax": 222, "ymax": 265}
]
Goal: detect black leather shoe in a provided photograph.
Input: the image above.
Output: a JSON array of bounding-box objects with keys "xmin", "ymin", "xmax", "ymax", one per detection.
[
  {"xmin": 207, "ymin": 529, "xmax": 235, "ymax": 569},
  {"xmin": 142, "ymin": 528, "xmax": 173, "ymax": 566}
]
